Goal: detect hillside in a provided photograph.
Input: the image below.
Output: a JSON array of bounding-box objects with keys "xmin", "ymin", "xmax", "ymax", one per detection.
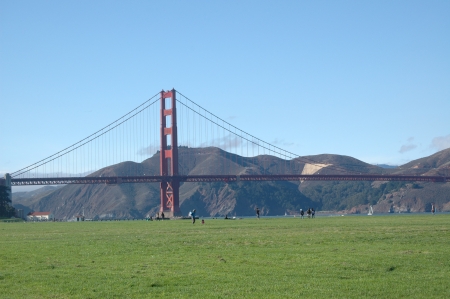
[
  {"xmin": 12, "ymin": 147, "xmax": 450, "ymax": 219},
  {"xmin": 299, "ymin": 148, "xmax": 450, "ymax": 213},
  {"xmin": 393, "ymin": 148, "xmax": 450, "ymax": 176}
]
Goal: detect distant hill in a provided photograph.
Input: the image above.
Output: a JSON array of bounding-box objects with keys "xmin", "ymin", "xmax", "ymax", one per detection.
[
  {"xmin": 12, "ymin": 147, "xmax": 450, "ymax": 219},
  {"xmin": 12, "ymin": 186, "xmax": 63, "ymax": 215},
  {"xmin": 393, "ymin": 148, "xmax": 450, "ymax": 176},
  {"xmin": 374, "ymin": 164, "xmax": 398, "ymax": 169},
  {"xmin": 300, "ymin": 148, "xmax": 450, "ymax": 214}
]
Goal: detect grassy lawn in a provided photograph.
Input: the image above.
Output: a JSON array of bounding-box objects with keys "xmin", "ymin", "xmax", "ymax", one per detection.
[{"xmin": 1, "ymin": 215, "xmax": 449, "ymax": 298}]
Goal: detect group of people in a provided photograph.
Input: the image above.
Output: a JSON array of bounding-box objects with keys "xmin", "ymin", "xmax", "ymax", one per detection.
[
  {"xmin": 299, "ymin": 208, "xmax": 315, "ymax": 219},
  {"xmin": 154, "ymin": 212, "xmax": 165, "ymax": 220},
  {"xmin": 255, "ymin": 207, "xmax": 316, "ymax": 219}
]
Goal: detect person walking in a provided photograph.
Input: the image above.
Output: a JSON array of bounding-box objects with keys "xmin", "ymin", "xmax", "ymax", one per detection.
[
  {"xmin": 431, "ymin": 203, "xmax": 435, "ymax": 215},
  {"xmin": 311, "ymin": 208, "xmax": 315, "ymax": 218},
  {"xmin": 300, "ymin": 209, "xmax": 304, "ymax": 219},
  {"xmin": 190, "ymin": 209, "xmax": 196, "ymax": 224},
  {"xmin": 256, "ymin": 207, "xmax": 260, "ymax": 219}
]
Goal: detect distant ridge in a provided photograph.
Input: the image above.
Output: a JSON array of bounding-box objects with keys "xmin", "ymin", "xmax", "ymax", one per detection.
[{"xmin": 374, "ymin": 164, "xmax": 398, "ymax": 169}]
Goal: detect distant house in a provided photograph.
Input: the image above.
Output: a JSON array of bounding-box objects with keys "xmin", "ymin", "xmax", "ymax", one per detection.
[{"xmin": 27, "ymin": 212, "xmax": 54, "ymax": 221}]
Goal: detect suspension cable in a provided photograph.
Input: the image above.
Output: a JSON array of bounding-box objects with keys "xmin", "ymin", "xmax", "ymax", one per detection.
[
  {"xmin": 177, "ymin": 90, "xmax": 368, "ymax": 175},
  {"xmin": 12, "ymin": 97, "xmax": 160, "ymax": 177},
  {"xmin": 11, "ymin": 92, "xmax": 160, "ymax": 177}
]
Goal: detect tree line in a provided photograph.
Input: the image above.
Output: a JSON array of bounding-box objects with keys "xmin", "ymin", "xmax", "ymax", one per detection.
[{"xmin": 0, "ymin": 185, "xmax": 15, "ymax": 218}]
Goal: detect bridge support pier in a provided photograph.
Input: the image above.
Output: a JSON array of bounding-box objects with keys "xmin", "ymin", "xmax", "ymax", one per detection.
[{"xmin": 159, "ymin": 89, "xmax": 181, "ymax": 217}]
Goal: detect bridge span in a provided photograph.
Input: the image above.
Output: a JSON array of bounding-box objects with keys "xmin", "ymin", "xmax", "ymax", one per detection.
[{"xmin": 11, "ymin": 174, "xmax": 450, "ymax": 186}]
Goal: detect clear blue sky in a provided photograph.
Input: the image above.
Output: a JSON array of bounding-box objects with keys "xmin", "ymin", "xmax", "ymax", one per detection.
[{"xmin": 1, "ymin": 0, "xmax": 449, "ymax": 176}]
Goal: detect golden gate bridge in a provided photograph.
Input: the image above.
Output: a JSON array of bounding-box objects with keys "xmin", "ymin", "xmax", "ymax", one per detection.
[{"xmin": 4, "ymin": 89, "xmax": 449, "ymax": 217}]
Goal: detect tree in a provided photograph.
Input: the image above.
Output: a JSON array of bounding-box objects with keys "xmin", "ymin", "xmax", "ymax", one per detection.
[{"xmin": 0, "ymin": 185, "xmax": 15, "ymax": 217}]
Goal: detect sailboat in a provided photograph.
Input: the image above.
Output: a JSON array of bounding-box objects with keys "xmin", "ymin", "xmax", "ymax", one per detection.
[{"xmin": 368, "ymin": 205, "xmax": 373, "ymax": 216}]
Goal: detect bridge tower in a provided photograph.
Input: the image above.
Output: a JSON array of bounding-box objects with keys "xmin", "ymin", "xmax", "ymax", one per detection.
[{"xmin": 159, "ymin": 89, "xmax": 181, "ymax": 217}]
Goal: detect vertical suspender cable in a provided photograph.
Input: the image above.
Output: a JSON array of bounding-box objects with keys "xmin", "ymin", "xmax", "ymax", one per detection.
[
  {"xmin": 146, "ymin": 104, "xmax": 148, "ymax": 166},
  {"xmin": 135, "ymin": 112, "xmax": 138, "ymax": 175},
  {"xmin": 188, "ymin": 98, "xmax": 191, "ymax": 174},
  {"xmin": 122, "ymin": 119, "xmax": 124, "ymax": 174},
  {"xmin": 236, "ymin": 128, "xmax": 238, "ymax": 169},
  {"xmin": 126, "ymin": 119, "xmax": 129, "ymax": 175}
]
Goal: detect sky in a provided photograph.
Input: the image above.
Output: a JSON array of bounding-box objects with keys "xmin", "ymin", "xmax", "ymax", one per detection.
[{"xmin": 1, "ymin": 0, "xmax": 450, "ymax": 179}]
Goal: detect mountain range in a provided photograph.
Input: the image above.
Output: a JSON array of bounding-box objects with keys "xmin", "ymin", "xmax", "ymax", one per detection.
[{"xmin": 12, "ymin": 147, "xmax": 450, "ymax": 219}]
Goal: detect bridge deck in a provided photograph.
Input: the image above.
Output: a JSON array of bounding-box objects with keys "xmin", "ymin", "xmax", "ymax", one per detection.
[{"xmin": 11, "ymin": 174, "xmax": 449, "ymax": 185}]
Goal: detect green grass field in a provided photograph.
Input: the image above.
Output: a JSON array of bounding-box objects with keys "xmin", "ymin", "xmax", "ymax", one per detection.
[{"xmin": 1, "ymin": 215, "xmax": 449, "ymax": 298}]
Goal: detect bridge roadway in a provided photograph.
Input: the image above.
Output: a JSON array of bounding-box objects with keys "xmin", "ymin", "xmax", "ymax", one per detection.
[{"xmin": 11, "ymin": 174, "xmax": 450, "ymax": 186}]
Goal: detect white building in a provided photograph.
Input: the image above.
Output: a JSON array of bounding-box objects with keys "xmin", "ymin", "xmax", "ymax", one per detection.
[{"xmin": 27, "ymin": 212, "xmax": 54, "ymax": 221}]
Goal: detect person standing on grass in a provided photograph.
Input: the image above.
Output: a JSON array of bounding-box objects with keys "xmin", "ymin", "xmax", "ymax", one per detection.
[
  {"xmin": 300, "ymin": 209, "xmax": 304, "ymax": 219},
  {"xmin": 256, "ymin": 207, "xmax": 260, "ymax": 219},
  {"xmin": 431, "ymin": 203, "xmax": 435, "ymax": 215},
  {"xmin": 311, "ymin": 208, "xmax": 315, "ymax": 218},
  {"xmin": 191, "ymin": 209, "xmax": 196, "ymax": 224}
]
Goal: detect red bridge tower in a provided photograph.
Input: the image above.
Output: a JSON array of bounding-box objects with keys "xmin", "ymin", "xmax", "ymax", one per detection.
[{"xmin": 159, "ymin": 89, "xmax": 181, "ymax": 217}]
